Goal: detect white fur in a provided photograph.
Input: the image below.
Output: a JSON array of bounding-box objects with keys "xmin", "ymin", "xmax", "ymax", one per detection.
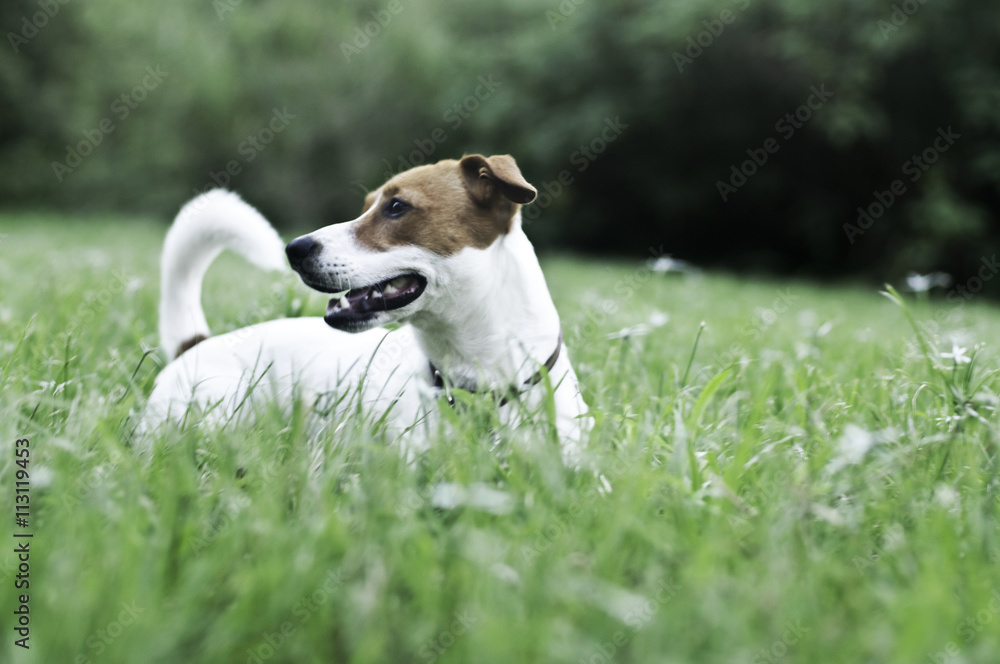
[
  {"xmin": 159, "ymin": 190, "xmax": 287, "ymax": 360},
  {"xmin": 146, "ymin": 187, "xmax": 591, "ymax": 464}
]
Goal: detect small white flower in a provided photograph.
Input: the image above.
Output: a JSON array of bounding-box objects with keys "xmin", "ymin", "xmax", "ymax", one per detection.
[
  {"xmin": 933, "ymin": 484, "xmax": 960, "ymax": 510},
  {"xmin": 648, "ymin": 310, "xmax": 669, "ymax": 328},
  {"xmin": 606, "ymin": 324, "xmax": 651, "ymax": 340},
  {"xmin": 940, "ymin": 345, "xmax": 971, "ymax": 365},
  {"xmin": 431, "ymin": 482, "xmax": 514, "ymax": 514},
  {"xmin": 490, "ymin": 562, "xmax": 521, "ymax": 585},
  {"xmin": 650, "ymin": 256, "xmax": 698, "ymax": 274},
  {"xmin": 905, "ymin": 271, "xmax": 952, "ymax": 293}
]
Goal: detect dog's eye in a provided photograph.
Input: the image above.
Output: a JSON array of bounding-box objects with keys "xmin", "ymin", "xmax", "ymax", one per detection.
[{"xmin": 384, "ymin": 198, "xmax": 411, "ymax": 219}]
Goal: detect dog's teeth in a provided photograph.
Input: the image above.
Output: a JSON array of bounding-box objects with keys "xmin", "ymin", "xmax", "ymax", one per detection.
[
  {"xmin": 385, "ymin": 277, "xmax": 409, "ymax": 295},
  {"xmin": 372, "ymin": 290, "xmax": 383, "ymax": 299},
  {"xmin": 338, "ymin": 296, "xmax": 349, "ymax": 309}
]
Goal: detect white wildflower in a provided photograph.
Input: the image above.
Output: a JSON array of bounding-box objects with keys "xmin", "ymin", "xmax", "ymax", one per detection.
[{"xmin": 940, "ymin": 345, "xmax": 971, "ymax": 365}]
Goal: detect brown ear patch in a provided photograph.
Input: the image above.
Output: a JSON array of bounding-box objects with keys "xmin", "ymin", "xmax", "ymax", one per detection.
[
  {"xmin": 352, "ymin": 156, "xmax": 536, "ymax": 257},
  {"xmin": 460, "ymin": 154, "xmax": 537, "ymax": 206}
]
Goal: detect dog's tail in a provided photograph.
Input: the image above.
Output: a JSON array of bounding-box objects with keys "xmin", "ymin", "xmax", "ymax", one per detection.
[{"xmin": 159, "ymin": 189, "xmax": 287, "ymax": 361}]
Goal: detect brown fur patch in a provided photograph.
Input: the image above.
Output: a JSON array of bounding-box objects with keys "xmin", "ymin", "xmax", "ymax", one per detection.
[
  {"xmin": 361, "ymin": 189, "xmax": 378, "ymax": 215},
  {"xmin": 176, "ymin": 334, "xmax": 208, "ymax": 358},
  {"xmin": 353, "ymin": 155, "xmax": 537, "ymax": 257}
]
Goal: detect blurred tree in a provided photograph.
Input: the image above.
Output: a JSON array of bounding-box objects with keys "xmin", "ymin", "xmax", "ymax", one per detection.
[
  {"xmin": 0, "ymin": 0, "xmax": 88, "ymax": 207},
  {"xmin": 1, "ymin": 0, "xmax": 998, "ymax": 291}
]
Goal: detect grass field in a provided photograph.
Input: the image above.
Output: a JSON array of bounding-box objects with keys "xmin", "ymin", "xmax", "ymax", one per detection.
[{"xmin": 2, "ymin": 214, "xmax": 1000, "ymax": 664}]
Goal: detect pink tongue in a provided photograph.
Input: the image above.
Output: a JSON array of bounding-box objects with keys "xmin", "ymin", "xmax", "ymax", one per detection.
[{"xmin": 347, "ymin": 287, "xmax": 370, "ymax": 305}]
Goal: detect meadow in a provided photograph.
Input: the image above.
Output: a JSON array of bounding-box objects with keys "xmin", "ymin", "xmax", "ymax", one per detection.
[{"xmin": 2, "ymin": 214, "xmax": 999, "ymax": 664}]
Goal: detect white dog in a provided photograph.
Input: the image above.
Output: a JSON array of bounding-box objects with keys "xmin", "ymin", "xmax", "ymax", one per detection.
[{"xmin": 146, "ymin": 154, "xmax": 590, "ymax": 462}]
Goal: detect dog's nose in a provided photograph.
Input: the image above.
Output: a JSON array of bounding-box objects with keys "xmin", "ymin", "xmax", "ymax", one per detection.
[{"xmin": 285, "ymin": 236, "xmax": 320, "ymax": 268}]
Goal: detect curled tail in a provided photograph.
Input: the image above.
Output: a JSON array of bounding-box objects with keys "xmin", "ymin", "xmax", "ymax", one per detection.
[{"xmin": 159, "ymin": 189, "xmax": 287, "ymax": 360}]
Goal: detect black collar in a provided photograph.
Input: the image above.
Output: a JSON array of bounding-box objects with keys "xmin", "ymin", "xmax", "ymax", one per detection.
[{"xmin": 429, "ymin": 330, "xmax": 563, "ymax": 406}]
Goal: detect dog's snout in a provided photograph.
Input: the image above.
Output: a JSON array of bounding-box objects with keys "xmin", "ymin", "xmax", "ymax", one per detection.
[{"xmin": 285, "ymin": 236, "xmax": 320, "ymax": 268}]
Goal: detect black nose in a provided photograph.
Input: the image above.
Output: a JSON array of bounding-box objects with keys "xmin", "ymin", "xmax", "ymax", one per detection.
[{"xmin": 285, "ymin": 236, "xmax": 320, "ymax": 268}]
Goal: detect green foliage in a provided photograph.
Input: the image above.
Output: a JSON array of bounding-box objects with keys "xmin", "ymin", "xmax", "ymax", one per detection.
[
  {"xmin": 1, "ymin": 0, "xmax": 998, "ymax": 286},
  {"xmin": 2, "ymin": 215, "xmax": 1000, "ymax": 663}
]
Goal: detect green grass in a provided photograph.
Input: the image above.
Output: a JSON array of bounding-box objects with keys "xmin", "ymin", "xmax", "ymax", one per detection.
[{"xmin": 2, "ymin": 214, "xmax": 1000, "ymax": 664}]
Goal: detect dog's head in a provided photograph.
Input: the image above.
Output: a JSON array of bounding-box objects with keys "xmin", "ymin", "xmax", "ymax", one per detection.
[{"xmin": 286, "ymin": 154, "xmax": 537, "ymax": 332}]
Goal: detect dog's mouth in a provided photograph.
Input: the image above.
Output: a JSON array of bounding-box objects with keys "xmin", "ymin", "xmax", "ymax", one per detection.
[{"xmin": 323, "ymin": 273, "xmax": 427, "ymax": 330}]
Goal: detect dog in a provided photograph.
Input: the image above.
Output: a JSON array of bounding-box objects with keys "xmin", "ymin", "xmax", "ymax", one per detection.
[{"xmin": 145, "ymin": 154, "xmax": 590, "ymax": 463}]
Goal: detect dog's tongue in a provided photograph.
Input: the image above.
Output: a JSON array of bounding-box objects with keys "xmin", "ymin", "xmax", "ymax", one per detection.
[{"xmin": 326, "ymin": 289, "xmax": 376, "ymax": 317}]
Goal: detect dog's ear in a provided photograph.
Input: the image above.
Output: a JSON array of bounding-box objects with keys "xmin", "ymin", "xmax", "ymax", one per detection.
[{"xmin": 460, "ymin": 154, "xmax": 537, "ymax": 207}]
